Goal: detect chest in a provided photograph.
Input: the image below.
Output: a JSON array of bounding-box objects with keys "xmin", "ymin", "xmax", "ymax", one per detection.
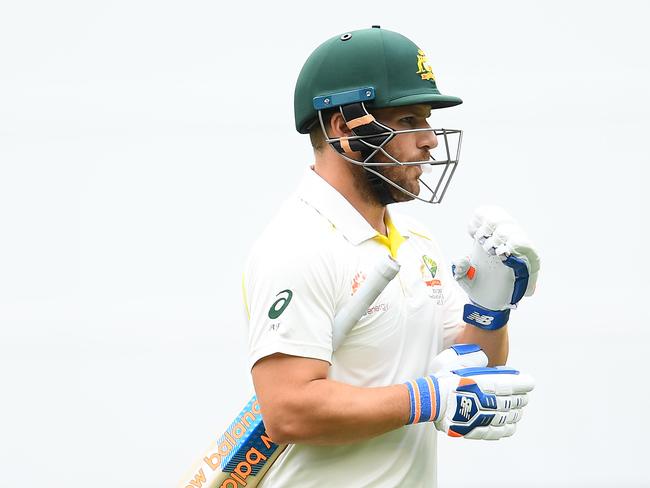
[{"xmin": 330, "ymin": 238, "xmax": 450, "ymax": 384}]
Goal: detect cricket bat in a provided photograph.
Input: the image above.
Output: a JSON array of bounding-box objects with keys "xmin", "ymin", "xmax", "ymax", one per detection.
[{"xmin": 179, "ymin": 255, "xmax": 401, "ymax": 488}]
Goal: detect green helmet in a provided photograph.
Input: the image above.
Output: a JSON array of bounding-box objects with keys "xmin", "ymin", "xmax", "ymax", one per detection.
[
  {"xmin": 294, "ymin": 27, "xmax": 463, "ymax": 206},
  {"xmin": 294, "ymin": 26, "xmax": 462, "ymax": 134}
]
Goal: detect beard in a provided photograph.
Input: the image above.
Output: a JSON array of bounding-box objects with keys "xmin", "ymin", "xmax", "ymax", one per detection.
[
  {"xmin": 350, "ymin": 156, "xmax": 424, "ymax": 206},
  {"xmin": 379, "ymin": 165, "xmax": 422, "ymax": 202}
]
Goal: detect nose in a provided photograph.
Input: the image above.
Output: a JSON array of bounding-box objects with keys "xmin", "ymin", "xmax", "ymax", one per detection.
[{"xmin": 418, "ymin": 126, "xmax": 438, "ymax": 151}]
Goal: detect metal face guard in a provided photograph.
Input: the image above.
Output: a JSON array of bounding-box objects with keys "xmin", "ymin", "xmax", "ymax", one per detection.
[{"xmin": 318, "ymin": 103, "xmax": 463, "ymax": 204}]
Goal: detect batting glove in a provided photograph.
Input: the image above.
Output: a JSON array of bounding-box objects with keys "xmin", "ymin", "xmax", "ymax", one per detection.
[
  {"xmin": 452, "ymin": 205, "xmax": 540, "ymax": 330},
  {"xmin": 405, "ymin": 344, "xmax": 534, "ymax": 439},
  {"xmin": 428, "ymin": 343, "xmax": 489, "ymax": 373}
]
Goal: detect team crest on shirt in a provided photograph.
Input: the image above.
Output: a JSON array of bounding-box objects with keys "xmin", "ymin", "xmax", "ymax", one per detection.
[
  {"xmin": 421, "ymin": 255, "xmax": 444, "ymax": 304},
  {"xmin": 422, "ymin": 255, "xmax": 437, "ymax": 279},
  {"xmin": 421, "ymin": 255, "xmax": 440, "ymax": 287}
]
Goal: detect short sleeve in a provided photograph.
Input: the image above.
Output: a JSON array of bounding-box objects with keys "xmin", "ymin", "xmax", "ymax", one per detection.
[{"xmin": 243, "ymin": 239, "xmax": 338, "ymax": 370}]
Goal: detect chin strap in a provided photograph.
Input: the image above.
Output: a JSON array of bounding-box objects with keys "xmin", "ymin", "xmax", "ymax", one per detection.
[{"xmin": 328, "ymin": 102, "xmax": 398, "ymax": 205}]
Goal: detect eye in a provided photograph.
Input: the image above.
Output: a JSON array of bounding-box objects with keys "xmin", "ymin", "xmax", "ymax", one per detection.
[{"xmin": 400, "ymin": 116, "xmax": 416, "ymax": 126}]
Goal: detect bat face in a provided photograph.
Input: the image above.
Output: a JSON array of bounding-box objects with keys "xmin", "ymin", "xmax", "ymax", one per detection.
[{"xmin": 181, "ymin": 396, "xmax": 285, "ymax": 488}]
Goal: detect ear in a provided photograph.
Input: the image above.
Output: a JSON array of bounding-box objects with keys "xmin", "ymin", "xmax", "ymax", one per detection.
[{"xmin": 327, "ymin": 111, "xmax": 354, "ymax": 139}]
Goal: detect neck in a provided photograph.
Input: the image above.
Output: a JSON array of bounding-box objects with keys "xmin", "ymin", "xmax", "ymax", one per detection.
[{"xmin": 313, "ymin": 157, "xmax": 387, "ymax": 236}]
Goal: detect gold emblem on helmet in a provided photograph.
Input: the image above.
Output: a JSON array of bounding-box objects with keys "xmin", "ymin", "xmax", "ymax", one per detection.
[{"xmin": 416, "ymin": 49, "xmax": 435, "ymax": 81}]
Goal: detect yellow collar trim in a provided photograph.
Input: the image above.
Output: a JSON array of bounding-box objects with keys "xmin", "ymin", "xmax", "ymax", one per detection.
[
  {"xmin": 408, "ymin": 229, "xmax": 432, "ymax": 241},
  {"xmin": 373, "ymin": 216, "xmax": 406, "ymax": 258}
]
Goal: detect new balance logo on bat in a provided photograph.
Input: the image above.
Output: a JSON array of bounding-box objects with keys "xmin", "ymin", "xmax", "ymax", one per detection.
[{"xmin": 467, "ymin": 312, "xmax": 494, "ymax": 326}]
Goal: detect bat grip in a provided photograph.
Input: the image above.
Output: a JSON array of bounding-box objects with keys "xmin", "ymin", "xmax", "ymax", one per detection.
[{"xmin": 332, "ymin": 255, "xmax": 400, "ymax": 350}]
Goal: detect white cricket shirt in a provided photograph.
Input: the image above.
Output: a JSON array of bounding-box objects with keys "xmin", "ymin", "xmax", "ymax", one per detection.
[{"xmin": 243, "ymin": 168, "xmax": 466, "ymax": 487}]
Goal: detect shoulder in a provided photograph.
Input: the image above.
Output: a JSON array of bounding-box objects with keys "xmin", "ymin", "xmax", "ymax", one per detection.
[
  {"xmin": 245, "ymin": 194, "xmax": 352, "ymax": 287},
  {"xmin": 250, "ymin": 194, "xmax": 343, "ymax": 259},
  {"xmin": 390, "ymin": 210, "xmax": 444, "ymax": 252}
]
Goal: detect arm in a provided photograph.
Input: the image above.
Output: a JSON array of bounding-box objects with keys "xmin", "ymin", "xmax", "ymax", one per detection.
[
  {"xmin": 451, "ymin": 206, "xmax": 539, "ymax": 367},
  {"xmin": 254, "ymin": 347, "xmax": 533, "ymax": 446},
  {"xmin": 252, "ymin": 353, "xmax": 409, "ymax": 445}
]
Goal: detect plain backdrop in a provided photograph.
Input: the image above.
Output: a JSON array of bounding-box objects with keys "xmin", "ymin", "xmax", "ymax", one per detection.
[{"xmin": 1, "ymin": 1, "xmax": 648, "ymax": 487}]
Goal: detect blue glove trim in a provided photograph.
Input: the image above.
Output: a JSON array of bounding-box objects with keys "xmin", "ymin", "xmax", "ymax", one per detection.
[
  {"xmin": 463, "ymin": 303, "xmax": 510, "ymax": 330},
  {"xmin": 450, "ymin": 344, "xmax": 482, "ymax": 355},
  {"xmin": 404, "ymin": 375, "xmax": 440, "ymax": 424},
  {"xmin": 448, "ymin": 413, "xmax": 495, "ymax": 436},
  {"xmin": 405, "ymin": 381, "xmax": 416, "ymax": 424},
  {"xmin": 452, "ymin": 366, "xmax": 520, "ymax": 376},
  {"xmin": 502, "ymin": 255, "xmax": 529, "ymax": 305},
  {"xmin": 455, "ymin": 381, "xmax": 497, "ymax": 410},
  {"xmin": 415, "ymin": 377, "xmax": 433, "ymax": 422},
  {"xmin": 431, "ymin": 375, "xmax": 441, "ymax": 422},
  {"xmin": 449, "ymin": 380, "xmax": 498, "ymax": 436}
]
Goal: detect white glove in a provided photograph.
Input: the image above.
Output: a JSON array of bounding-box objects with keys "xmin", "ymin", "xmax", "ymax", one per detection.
[
  {"xmin": 406, "ymin": 344, "xmax": 534, "ymax": 440},
  {"xmin": 435, "ymin": 366, "xmax": 534, "ymax": 439},
  {"xmin": 428, "ymin": 343, "xmax": 488, "ymax": 373},
  {"xmin": 452, "ymin": 205, "xmax": 540, "ymax": 330}
]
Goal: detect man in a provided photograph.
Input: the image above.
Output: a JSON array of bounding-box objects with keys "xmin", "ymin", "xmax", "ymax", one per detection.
[{"xmin": 242, "ymin": 26, "xmax": 539, "ymax": 487}]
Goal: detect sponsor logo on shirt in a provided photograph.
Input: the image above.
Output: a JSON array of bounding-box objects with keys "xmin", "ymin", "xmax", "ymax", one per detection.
[
  {"xmin": 353, "ymin": 271, "xmax": 389, "ymax": 317},
  {"xmin": 364, "ymin": 302, "xmax": 390, "ymax": 316},
  {"xmin": 351, "ymin": 271, "xmax": 367, "ymax": 296},
  {"xmin": 268, "ymin": 289, "xmax": 293, "ymax": 319}
]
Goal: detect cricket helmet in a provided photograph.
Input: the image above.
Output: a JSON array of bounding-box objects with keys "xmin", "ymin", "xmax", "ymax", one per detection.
[{"xmin": 294, "ymin": 26, "xmax": 463, "ymax": 205}]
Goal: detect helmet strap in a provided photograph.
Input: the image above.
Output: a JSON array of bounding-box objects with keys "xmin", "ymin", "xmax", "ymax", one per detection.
[
  {"xmin": 363, "ymin": 167, "xmax": 397, "ymax": 206},
  {"xmin": 332, "ymin": 103, "xmax": 398, "ymax": 206}
]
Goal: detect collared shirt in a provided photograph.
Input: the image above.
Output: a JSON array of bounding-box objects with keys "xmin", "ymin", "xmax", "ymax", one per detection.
[{"xmin": 243, "ymin": 168, "xmax": 465, "ymax": 487}]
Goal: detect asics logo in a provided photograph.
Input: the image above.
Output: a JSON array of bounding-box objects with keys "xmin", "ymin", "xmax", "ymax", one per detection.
[
  {"xmin": 459, "ymin": 397, "xmax": 473, "ymax": 419},
  {"xmin": 467, "ymin": 311, "xmax": 494, "ymax": 326}
]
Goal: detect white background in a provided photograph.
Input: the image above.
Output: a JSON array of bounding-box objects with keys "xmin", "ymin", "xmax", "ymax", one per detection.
[{"xmin": 1, "ymin": 1, "xmax": 648, "ymax": 487}]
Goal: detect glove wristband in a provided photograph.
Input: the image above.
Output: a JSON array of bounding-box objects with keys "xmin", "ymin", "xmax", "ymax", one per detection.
[
  {"xmin": 404, "ymin": 375, "xmax": 441, "ymax": 424},
  {"xmin": 463, "ymin": 303, "xmax": 510, "ymax": 330}
]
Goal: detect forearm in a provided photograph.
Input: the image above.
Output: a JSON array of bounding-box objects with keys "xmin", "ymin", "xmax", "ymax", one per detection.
[
  {"xmin": 455, "ymin": 323, "xmax": 509, "ymax": 366},
  {"xmin": 258, "ymin": 378, "xmax": 410, "ymax": 446}
]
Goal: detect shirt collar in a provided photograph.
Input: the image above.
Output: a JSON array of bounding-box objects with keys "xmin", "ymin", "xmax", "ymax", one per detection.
[
  {"xmin": 296, "ymin": 168, "xmax": 411, "ymax": 251},
  {"xmin": 297, "ymin": 168, "xmax": 379, "ymax": 245}
]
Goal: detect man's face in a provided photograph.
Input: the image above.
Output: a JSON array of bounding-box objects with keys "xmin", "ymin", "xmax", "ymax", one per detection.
[{"xmin": 363, "ymin": 104, "xmax": 438, "ymax": 203}]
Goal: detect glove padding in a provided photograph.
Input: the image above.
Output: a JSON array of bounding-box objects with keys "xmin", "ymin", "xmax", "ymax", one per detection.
[
  {"xmin": 428, "ymin": 343, "xmax": 489, "ymax": 373},
  {"xmin": 408, "ymin": 345, "xmax": 535, "ymax": 439},
  {"xmin": 434, "ymin": 366, "xmax": 535, "ymax": 440},
  {"xmin": 452, "ymin": 206, "xmax": 540, "ymax": 329}
]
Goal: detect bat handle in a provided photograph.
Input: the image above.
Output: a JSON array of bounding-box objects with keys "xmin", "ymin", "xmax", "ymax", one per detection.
[{"xmin": 332, "ymin": 255, "xmax": 400, "ymax": 350}]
